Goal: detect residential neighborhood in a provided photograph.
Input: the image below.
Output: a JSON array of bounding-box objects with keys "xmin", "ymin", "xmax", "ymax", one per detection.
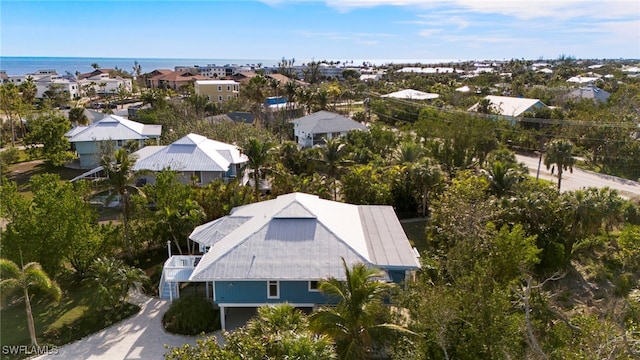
[{"xmin": 1, "ymin": 52, "xmax": 640, "ymax": 359}]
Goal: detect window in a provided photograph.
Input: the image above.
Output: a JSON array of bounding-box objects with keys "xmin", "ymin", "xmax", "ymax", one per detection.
[
  {"xmin": 227, "ymin": 85, "xmax": 230, "ymax": 91},
  {"xmin": 192, "ymin": 171, "xmax": 202, "ymax": 184},
  {"xmin": 218, "ymin": 86, "xmax": 222, "ymax": 91},
  {"xmin": 116, "ymin": 140, "xmax": 124, "ymax": 147},
  {"xmin": 308, "ymin": 281, "xmax": 319, "ymax": 292},
  {"xmin": 268, "ymin": 280, "xmax": 279, "ymax": 299},
  {"xmin": 218, "ymin": 95, "xmax": 223, "ymax": 101}
]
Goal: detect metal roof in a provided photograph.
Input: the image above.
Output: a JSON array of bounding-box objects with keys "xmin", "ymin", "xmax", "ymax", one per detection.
[
  {"xmin": 66, "ymin": 115, "xmax": 161, "ymax": 142},
  {"xmin": 189, "ymin": 193, "xmax": 420, "ymax": 282},
  {"xmin": 381, "ymin": 89, "xmax": 440, "ymax": 100},
  {"xmin": 290, "ymin": 111, "xmax": 367, "ymax": 135},
  {"xmin": 468, "ymin": 95, "xmax": 546, "ymax": 117},
  {"xmin": 132, "ymin": 133, "xmax": 247, "ymax": 172}
]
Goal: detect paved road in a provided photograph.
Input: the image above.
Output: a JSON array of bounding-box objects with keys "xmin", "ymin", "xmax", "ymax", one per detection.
[
  {"xmin": 34, "ymin": 292, "xmax": 214, "ymax": 360},
  {"xmin": 516, "ymin": 154, "xmax": 640, "ymax": 199}
]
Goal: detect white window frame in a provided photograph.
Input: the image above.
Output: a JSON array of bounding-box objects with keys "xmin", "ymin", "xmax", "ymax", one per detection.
[
  {"xmin": 267, "ymin": 280, "xmax": 280, "ymax": 299},
  {"xmin": 308, "ymin": 280, "xmax": 320, "ymax": 292}
]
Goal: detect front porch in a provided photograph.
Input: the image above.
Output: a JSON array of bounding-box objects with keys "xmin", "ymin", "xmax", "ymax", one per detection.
[{"xmin": 158, "ymin": 255, "xmax": 202, "ymax": 300}]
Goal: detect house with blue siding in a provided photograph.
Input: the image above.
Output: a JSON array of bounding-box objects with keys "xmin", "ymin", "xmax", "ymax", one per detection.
[
  {"xmin": 65, "ymin": 114, "xmax": 162, "ymax": 168},
  {"xmin": 158, "ymin": 192, "xmax": 420, "ymax": 329}
]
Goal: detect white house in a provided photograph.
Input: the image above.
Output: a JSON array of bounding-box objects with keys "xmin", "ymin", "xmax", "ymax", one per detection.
[
  {"xmin": 290, "ymin": 111, "xmax": 367, "ymax": 148},
  {"xmin": 381, "ymin": 89, "xmax": 440, "ymax": 100},
  {"xmin": 468, "ymin": 95, "xmax": 547, "ymax": 118},
  {"xmin": 132, "ymin": 133, "xmax": 248, "ymax": 185}
]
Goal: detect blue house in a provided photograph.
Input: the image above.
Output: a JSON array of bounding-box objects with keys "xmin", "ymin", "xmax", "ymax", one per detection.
[
  {"xmin": 65, "ymin": 114, "xmax": 162, "ymax": 169},
  {"xmin": 158, "ymin": 193, "xmax": 420, "ymax": 329}
]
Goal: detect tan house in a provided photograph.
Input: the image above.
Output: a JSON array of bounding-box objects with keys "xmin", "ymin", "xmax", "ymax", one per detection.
[
  {"xmin": 194, "ymin": 80, "xmax": 240, "ymax": 103},
  {"xmin": 146, "ymin": 70, "xmax": 209, "ymax": 90}
]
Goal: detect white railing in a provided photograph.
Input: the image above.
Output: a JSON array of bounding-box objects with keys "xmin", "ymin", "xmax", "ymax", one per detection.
[{"xmin": 162, "ymin": 255, "xmax": 202, "ymax": 282}]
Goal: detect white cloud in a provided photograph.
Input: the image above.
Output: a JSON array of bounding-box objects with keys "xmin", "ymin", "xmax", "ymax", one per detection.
[
  {"xmin": 419, "ymin": 29, "xmax": 443, "ymax": 37},
  {"xmin": 262, "ymin": 0, "xmax": 638, "ymax": 20}
]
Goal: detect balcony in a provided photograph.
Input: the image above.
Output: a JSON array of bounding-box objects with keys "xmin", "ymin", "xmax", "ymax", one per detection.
[{"xmin": 162, "ymin": 255, "xmax": 202, "ymax": 282}]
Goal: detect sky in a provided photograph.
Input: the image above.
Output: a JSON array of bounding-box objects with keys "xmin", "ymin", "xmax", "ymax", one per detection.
[{"xmin": 1, "ymin": 0, "xmax": 639, "ymax": 62}]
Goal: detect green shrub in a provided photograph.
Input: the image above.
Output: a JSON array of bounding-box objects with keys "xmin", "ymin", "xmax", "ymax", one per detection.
[{"xmin": 162, "ymin": 296, "xmax": 219, "ymax": 335}]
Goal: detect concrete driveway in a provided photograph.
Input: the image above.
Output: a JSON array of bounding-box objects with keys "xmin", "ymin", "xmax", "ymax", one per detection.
[{"xmin": 34, "ymin": 292, "xmax": 217, "ymax": 360}]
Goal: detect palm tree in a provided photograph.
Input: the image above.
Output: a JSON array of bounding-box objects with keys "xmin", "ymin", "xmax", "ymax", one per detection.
[
  {"xmin": 482, "ymin": 160, "xmax": 523, "ymax": 197},
  {"xmin": 244, "ymin": 304, "xmax": 336, "ymax": 358},
  {"xmin": 284, "ymin": 81, "xmax": 298, "ymax": 114},
  {"xmin": 19, "ymin": 76, "xmax": 37, "ymax": 105},
  {"xmin": 241, "ymin": 75, "xmax": 268, "ymax": 128},
  {"xmin": 241, "ymin": 137, "xmax": 275, "ymax": 200},
  {"xmin": 310, "ymin": 259, "xmax": 412, "ymax": 360},
  {"xmin": 0, "ymin": 259, "xmax": 61, "ymax": 346},
  {"xmin": 85, "ymin": 257, "xmax": 148, "ymax": 311},
  {"xmin": 99, "ymin": 148, "xmax": 140, "ymax": 256},
  {"xmin": 544, "ymin": 139, "xmax": 575, "ymax": 191},
  {"xmin": 414, "ymin": 158, "xmax": 444, "ymax": 217},
  {"xmin": 319, "ymin": 138, "xmax": 349, "ymax": 201},
  {"xmin": 91, "ymin": 62, "xmax": 101, "ymax": 70},
  {"xmin": 393, "ymin": 141, "xmax": 423, "ymax": 165}
]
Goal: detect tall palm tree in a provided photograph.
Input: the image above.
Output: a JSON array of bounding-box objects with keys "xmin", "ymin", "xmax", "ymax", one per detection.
[
  {"xmin": 99, "ymin": 148, "xmax": 140, "ymax": 256},
  {"xmin": 284, "ymin": 81, "xmax": 298, "ymax": 114},
  {"xmin": 241, "ymin": 137, "xmax": 275, "ymax": 200},
  {"xmin": 319, "ymin": 138, "xmax": 349, "ymax": 201},
  {"xmin": 544, "ymin": 139, "xmax": 575, "ymax": 191},
  {"xmin": 241, "ymin": 75, "xmax": 268, "ymax": 128},
  {"xmin": 0, "ymin": 259, "xmax": 61, "ymax": 346},
  {"xmin": 310, "ymin": 259, "xmax": 412, "ymax": 360},
  {"xmin": 414, "ymin": 158, "xmax": 444, "ymax": 217}
]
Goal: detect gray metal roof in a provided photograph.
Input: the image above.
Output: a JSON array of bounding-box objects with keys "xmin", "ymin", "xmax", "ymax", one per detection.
[
  {"xmin": 468, "ymin": 95, "xmax": 546, "ymax": 117},
  {"xmin": 568, "ymin": 85, "xmax": 610, "ymax": 103},
  {"xmin": 189, "ymin": 193, "xmax": 420, "ymax": 282},
  {"xmin": 66, "ymin": 115, "xmax": 162, "ymax": 142},
  {"xmin": 290, "ymin": 111, "xmax": 367, "ymax": 135},
  {"xmin": 132, "ymin": 133, "xmax": 247, "ymax": 172},
  {"xmin": 359, "ymin": 206, "xmax": 420, "ymax": 268}
]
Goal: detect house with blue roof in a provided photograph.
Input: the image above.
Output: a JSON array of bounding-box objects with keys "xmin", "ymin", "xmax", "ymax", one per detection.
[{"xmin": 158, "ymin": 192, "xmax": 420, "ymax": 329}]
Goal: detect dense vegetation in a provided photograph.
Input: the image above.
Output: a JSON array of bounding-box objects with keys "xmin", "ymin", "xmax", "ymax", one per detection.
[{"xmin": 1, "ymin": 58, "xmax": 639, "ymax": 358}]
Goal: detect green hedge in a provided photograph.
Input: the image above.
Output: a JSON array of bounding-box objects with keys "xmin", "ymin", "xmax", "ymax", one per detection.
[{"xmin": 162, "ymin": 296, "xmax": 219, "ymax": 335}]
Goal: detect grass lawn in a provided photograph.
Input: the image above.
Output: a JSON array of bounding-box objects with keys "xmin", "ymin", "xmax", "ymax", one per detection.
[
  {"xmin": 0, "ymin": 277, "xmax": 139, "ymax": 360},
  {"xmin": 5, "ymin": 160, "xmax": 86, "ymax": 195}
]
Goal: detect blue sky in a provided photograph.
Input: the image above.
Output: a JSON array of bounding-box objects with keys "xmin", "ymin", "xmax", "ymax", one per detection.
[{"xmin": 1, "ymin": 0, "xmax": 639, "ymax": 61}]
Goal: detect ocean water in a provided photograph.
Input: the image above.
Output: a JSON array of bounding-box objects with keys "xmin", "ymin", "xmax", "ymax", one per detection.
[
  {"xmin": 0, "ymin": 56, "xmax": 466, "ymax": 76},
  {"xmin": 0, "ymin": 56, "xmax": 281, "ymax": 76}
]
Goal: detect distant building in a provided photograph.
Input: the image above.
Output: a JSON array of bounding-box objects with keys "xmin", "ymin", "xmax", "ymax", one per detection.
[
  {"xmin": 194, "ymin": 80, "xmax": 240, "ymax": 103},
  {"xmin": 566, "ymin": 85, "xmax": 610, "ymax": 104},
  {"xmin": 146, "ymin": 70, "xmax": 209, "ymax": 90},
  {"xmin": 469, "ymin": 95, "xmax": 547, "ymax": 119},
  {"xmin": 381, "ymin": 89, "xmax": 439, "ymax": 100},
  {"xmin": 291, "ymin": 110, "xmax": 367, "ymax": 148}
]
